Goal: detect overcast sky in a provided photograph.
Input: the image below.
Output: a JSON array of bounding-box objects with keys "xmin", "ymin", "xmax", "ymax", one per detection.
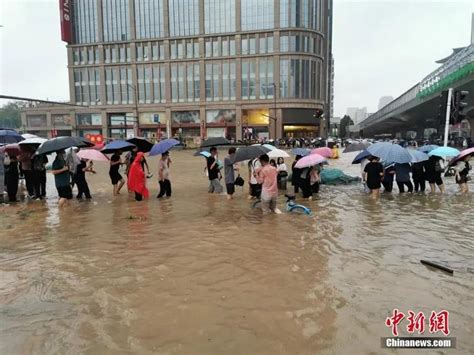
[{"xmin": 1, "ymin": 0, "xmax": 473, "ymax": 116}]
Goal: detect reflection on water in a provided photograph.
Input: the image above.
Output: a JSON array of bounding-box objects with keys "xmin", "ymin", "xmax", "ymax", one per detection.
[{"xmin": 1, "ymin": 150, "xmax": 473, "ymax": 354}]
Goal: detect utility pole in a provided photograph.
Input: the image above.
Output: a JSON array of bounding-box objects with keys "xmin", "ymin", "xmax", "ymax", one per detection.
[{"xmin": 443, "ymin": 88, "xmax": 453, "ymax": 147}]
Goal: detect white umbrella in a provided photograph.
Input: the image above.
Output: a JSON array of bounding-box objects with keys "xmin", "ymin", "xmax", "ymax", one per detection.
[
  {"xmin": 19, "ymin": 137, "xmax": 47, "ymax": 145},
  {"xmin": 21, "ymin": 133, "xmax": 39, "ymax": 139},
  {"xmin": 267, "ymin": 148, "xmax": 290, "ymax": 158}
]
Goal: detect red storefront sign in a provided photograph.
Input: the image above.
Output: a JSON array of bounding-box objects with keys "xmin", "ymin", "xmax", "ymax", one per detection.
[{"xmin": 59, "ymin": 0, "xmax": 72, "ymax": 43}]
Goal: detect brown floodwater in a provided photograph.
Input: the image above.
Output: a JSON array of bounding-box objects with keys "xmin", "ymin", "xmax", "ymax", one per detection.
[{"xmin": 0, "ymin": 150, "xmax": 473, "ymax": 354}]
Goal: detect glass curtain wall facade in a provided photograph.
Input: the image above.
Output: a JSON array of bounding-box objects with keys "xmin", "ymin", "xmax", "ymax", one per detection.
[{"xmin": 64, "ymin": 0, "xmax": 329, "ymax": 140}]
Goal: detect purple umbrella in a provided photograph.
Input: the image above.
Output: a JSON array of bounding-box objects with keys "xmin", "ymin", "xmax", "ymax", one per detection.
[
  {"xmin": 149, "ymin": 139, "xmax": 180, "ymax": 156},
  {"xmin": 295, "ymin": 153, "xmax": 327, "ymax": 168}
]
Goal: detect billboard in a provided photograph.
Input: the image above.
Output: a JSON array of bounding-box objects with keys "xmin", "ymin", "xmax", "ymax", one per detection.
[{"xmin": 59, "ymin": 0, "xmax": 72, "ymax": 43}]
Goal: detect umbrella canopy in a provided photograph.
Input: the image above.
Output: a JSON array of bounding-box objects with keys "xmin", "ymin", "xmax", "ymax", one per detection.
[
  {"xmin": 200, "ymin": 137, "xmax": 230, "ymax": 147},
  {"xmin": 449, "ymin": 147, "xmax": 474, "ymax": 166},
  {"xmin": 267, "ymin": 148, "xmax": 290, "ymax": 158},
  {"xmin": 418, "ymin": 144, "xmax": 439, "ymax": 153},
  {"xmin": 292, "ymin": 148, "xmax": 311, "ymax": 157},
  {"xmin": 35, "ymin": 136, "xmax": 93, "ymax": 155},
  {"xmin": 0, "ymin": 143, "xmax": 21, "ymax": 156},
  {"xmin": 19, "ymin": 137, "xmax": 47, "ymax": 146},
  {"xmin": 343, "ymin": 142, "xmax": 371, "ymax": 153},
  {"xmin": 407, "ymin": 149, "xmax": 429, "ymax": 163},
  {"xmin": 21, "ymin": 133, "xmax": 39, "ymax": 139},
  {"xmin": 197, "ymin": 151, "xmax": 211, "ymax": 158},
  {"xmin": 101, "ymin": 140, "xmax": 136, "ymax": 154},
  {"xmin": 231, "ymin": 145, "xmax": 271, "ymax": 164},
  {"xmin": 262, "ymin": 144, "xmax": 276, "ymax": 151},
  {"xmin": 367, "ymin": 142, "xmax": 412, "ymax": 164},
  {"xmin": 126, "ymin": 137, "xmax": 154, "ymax": 153},
  {"xmin": 428, "ymin": 146, "xmax": 460, "ymax": 158},
  {"xmin": 352, "ymin": 150, "xmax": 372, "ymax": 164},
  {"xmin": 295, "ymin": 153, "xmax": 327, "ymax": 169},
  {"xmin": 311, "ymin": 147, "xmax": 332, "ymax": 158},
  {"xmin": 149, "ymin": 138, "xmax": 180, "ymax": 156},
  {"xmin": 77, "ymin": 149, "xmax": 109, "ymax": 162},
  {"xmin": 0, "ymin": 130, "xmax": 23, "ymax": 144}
]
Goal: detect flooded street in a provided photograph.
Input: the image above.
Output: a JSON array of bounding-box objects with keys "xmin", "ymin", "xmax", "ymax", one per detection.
[{"xmin": 1, "ymin": 150, "xmax": 473, "ymax": 354}]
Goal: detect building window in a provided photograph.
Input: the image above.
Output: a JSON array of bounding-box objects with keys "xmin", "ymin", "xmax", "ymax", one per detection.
[
  {"xmin": 171, "ymin": 63, "xmax": 198, "ymax": 103},
  {"xmin": 204, "ymin": 0, "xmax": 236, "ymax": 34},
  {"xmin": 74, "ymin": 67, "xmax": 101, "ymax": 105},
  {"xmin": 137, "ymin": 65, "xmax": 152, "ymax": 104},
  {"xmin": 169, "ymin": 0, "xmax": 200, "ymax": 37},
  {"xmin": 152, "ymin": 41, "xmax": 165, "ymax": 60},
  {"xmin": 241, "ymin": 0, "xmax": 274, "ymax": 31},
  {"xmin": 102, "ymin": 0, "xmax": 130, "ymax": 42},
  {"xmin": 241, "ymin": 58, "xmax": 256, "ymax": 100},
  {"xmin": 280, "ymin": 58, "xmax": 289, "ymax": 98},
  {"xmin": 135, "ymin": 0, "xmax": 165, "ymax": 39},
  {"xmin": 221, "ymin": 60, "xmax": 236, "ymax": 100},
  {"xmin": 259, "ymin": 58, "xmax": 274, "ymax": 99},
  {"xmin": 136, "ymin": 43, "xmax": 151, "ymax": 61},
  {"xmin": 152, "ymin": 65, "xmax": 166, "ymax": 103},
  {"xmin": 280, "ymin": 0, "xmax": 320, "ymax": 30},
  {"xmin": 73, "ymin": 0, "xmax": 99, "ymax": 44},
  {"xmin": 280, "ymin": 57, "xmax": 319, "ymax": 99},
  {"xmin": 105, "ymin": 66, "xmax": 132, "ymax": 104},
  {"xmin": 76, "ymin": 113, "xmax": 102, "ymax": 126},
  {"xmin": 258, "ymin": 34, "xmax": 273, "ymax": 54}
]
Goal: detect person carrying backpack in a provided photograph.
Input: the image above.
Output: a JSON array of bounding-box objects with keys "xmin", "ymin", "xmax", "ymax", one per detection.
[{"xmin": 425, "ymin": 155, "xmax": 445, "ymax": 193}]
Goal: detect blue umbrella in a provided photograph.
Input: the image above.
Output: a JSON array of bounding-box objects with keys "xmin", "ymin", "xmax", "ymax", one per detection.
[
  {"xmin": 292, "ymin": 148, "xmax": 311, "ymax": 157},
  {"xmin": 407, "ymin": 149, "xmax": 429, "ymax": 163},
  {"xmin": 0, "ymin": 130, "xmax": 23, "ymax": 144},
  {"xmin": 149, "ymin": 139, "xmax": 180, "ymax": 156},
  {"xmin": 198, "ymin": 151, "xmax": 211, "ymax": 158},
  {"xmin": 367, "ymin": 142, "xmax": 412, "ymax": 164},
  {"xmin": 428, "ymin": 146, "xmax": 460, "ymax": 158},
  {"xmin": 352, "ymin": 149, "xmax": 372, "ymax": 164},
  {"xmin": 101, "ymin": 140, "xmax": 136, "ymax": 154},
  {"xmin": 418, "ymin": 144, "xmax": 439, "ymax": 153}
]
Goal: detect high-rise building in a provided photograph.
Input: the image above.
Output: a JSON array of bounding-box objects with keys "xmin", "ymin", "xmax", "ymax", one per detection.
[
  {"xmin": 377, "ymin": 96, "xmax": 393, "ymax": 110},
  {"xmin": 345, "ymin": 107, "xmax": 367, "ymax": 125},
  {"xmin": 22, "ymin": 0, "xmax": 332, "ymax": 142}
]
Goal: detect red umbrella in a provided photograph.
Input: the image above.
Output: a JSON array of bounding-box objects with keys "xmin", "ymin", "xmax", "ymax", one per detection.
[{"xmin": 0, "ymin": 143, "xmax": 21, "ymax": 156}]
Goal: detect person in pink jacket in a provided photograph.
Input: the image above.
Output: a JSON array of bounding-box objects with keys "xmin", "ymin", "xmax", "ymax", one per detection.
[{"xmin": 256, "ymin": 154, "xmax": 281, "ymax": 215}]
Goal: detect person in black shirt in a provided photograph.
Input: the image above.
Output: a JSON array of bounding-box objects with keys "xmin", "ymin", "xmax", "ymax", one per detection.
[
  {"xmin": 363, "ymin": 156, "xmax": 384, "ymax": 198},
  {"xmin": 291, "ymin": 155, "xmax": 302, "ymax": 194},
  {"xmin": 207, "ymin": 146, "xmax": 223, "ymax": 194},
  {"xmin": 382, "ymin": 164, "xmax": 395, "ymax": 193},
  {"xmin": 109, "ymin": 151, "xmax": 125, "ymax": 195},
  {"xmin": 76, "ymin": 159, "xmax": 95, "ymax": 199},
  {"xmin": 5, "ymin": 155, "xmax": 19, "ymax": 202},
  {"xmin": 412, "ymin": 161, "xmax": 426, "ymax": 193}
]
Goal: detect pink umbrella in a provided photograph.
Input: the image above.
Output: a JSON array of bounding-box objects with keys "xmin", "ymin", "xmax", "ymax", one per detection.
[
  {"xmin": 295, "ymin": 153, "xmax": 327, "ymax": 169},
  {"xmin": 311, "ymin": 147, "xmax": 332, "ymax": 158},
  {"xmin": 449, "ymin": 147, "xmax": 474, "ymax": 166},
  {"xmin": 77, "ymin": 149, "xmax": 109, "ymax": 162}
]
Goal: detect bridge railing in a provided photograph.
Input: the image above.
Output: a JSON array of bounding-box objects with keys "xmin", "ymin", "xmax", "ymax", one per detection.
[{"xmin": 359, "ymin": 84, "xmax": 420, "ymax": 128}]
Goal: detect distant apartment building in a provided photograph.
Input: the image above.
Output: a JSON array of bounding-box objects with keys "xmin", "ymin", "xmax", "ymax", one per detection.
[
  {"xmin": 22, "ymin": 0, "xmax": 333, "ymax": 141},
  {"xmin": 377, "ymin": 96, "xmax": 393, "ymax": 110},
  {"xmin": 345, "ymin": 107, "xmax": 367, "ymax": 125}
]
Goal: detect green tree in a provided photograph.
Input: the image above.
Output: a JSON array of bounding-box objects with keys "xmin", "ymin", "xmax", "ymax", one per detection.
[
  {"xmin": 339, "ymin": 115, "xmax": 354, "ymax": 138},
  {"xmin": 0, "ymin": 101, "xmax": 22, "ymax": 129}
]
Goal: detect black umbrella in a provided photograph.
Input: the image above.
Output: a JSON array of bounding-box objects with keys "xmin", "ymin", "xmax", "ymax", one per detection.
[
  {"xmin": 343, "ymin": 142, "xmax": 371, "ymax": 153},
  {"xmin": 231, "ymin": 145, "xmax": 271, "ymax": 164},
  {"xmin": 200, "ymin": 137, "xmax": 230, "ymax": 148},
  {"xmin": 35, "ymin": 136, "xmax": 93, "ymax": 155},
  {"xmin": 127, "ymin": 137, "xmax": 154, "ymax": 153}
]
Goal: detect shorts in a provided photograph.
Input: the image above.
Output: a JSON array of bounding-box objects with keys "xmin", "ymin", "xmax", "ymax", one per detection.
[
  {"xmin": 261, "ymin": 191, "xmax": 277, "ymax": 215},
  {"xmin": 427, "ymin": 173, "xmax": 443, "ymax": 186},
  {"xmin": 456, "ymin": 175, "xmax": 469, "ymax": 184},
  {"xmin": 249, "ymin": 183, "xmax": 262, "ymax": 198},
  {"xmin": 57, "ymin": 185, "xmax": 73, "ymax": 199},
  {"xmin": 367, "ymin": 181, "xmax": 381, "ymax": 190},
  {"xmin": 226, "ymin": 183, "xmax": 235, "ymax": 195},
  {"xmin": 109, "ymin": 172, "xmax": 123, "ymax": 185}
]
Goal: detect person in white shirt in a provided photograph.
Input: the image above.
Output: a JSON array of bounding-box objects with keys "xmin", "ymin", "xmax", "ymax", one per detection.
[
  {"xmin": 454, "ymin": 155, "xmax": 472, "ymax": 193},
  {"xmin": 276, "ymin": 157, "xmax": 288, "ymax": 190},
  {"xmin": 157, "ymin": 151, "xmax": 172, "ymax": 198},
  {"xmin": 248, "ymin": 157, "xmax": 262, "ymax": 199}
]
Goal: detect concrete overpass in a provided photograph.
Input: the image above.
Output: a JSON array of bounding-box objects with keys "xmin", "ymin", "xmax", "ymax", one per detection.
[{"xmin": 359, "ymin": 44, "xmax": 474, "ymax": 140}]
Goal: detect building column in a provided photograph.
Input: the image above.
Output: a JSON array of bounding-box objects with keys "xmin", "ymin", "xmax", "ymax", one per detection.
[
  {"xmin": 101, "ymin": 109, "xmax": 108, "ymax": 138},
  {"xmin": 200, "ymin": 106, "xmax": 206, "ymax": 139},
  {"xmin": 199, "ymin": 0, "xmax": 205, "ymax": 35},
  {"xmin": 165, "ymin": 108, "xmax": 172, "ymax": 138},
  {"xmin": 21, "ymin": 112, "xmax": 27, "ymax": 132},
  {"xmin": 236, "ymin": 105, "xmax": 242, "ymax": 141},
  {"xmin": 97, "ymin": 0, "xmax": 104, "ymax": 42},
  {"xmin": 276, "ymin": 108, "xmax": 283, "ymax": 139},
  {"xmin": 235, "ymin": 0, "xmax": 241, "ymax": 32},
  {"xmin": 129, "ymin": 0, "xmax": 136, "ymax": 40},
  {"xmin": 69, "ymin": 110, "xmax": 77, "ymax": 136}
]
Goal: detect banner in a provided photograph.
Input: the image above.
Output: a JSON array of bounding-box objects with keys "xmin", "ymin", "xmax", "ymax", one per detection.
[{"xmin": 59, "ymin": 0, "xmax": 72, "ymax": 43}]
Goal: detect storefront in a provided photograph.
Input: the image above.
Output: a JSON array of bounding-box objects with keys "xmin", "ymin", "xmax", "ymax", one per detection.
[
  {"xmin": 242, "ymin": 109, "xmax": 269, "ymax": 141},
  {"xmin": 76, "ymin": 113, "xmax": 103, "ymax": 137},
  {"xmin": 206, "ymin": 109, "xmax": 236, "ymax": 140},
  {"xmin": 171, "ymin": 111, "xmax": 201, "ymax": 139},
  {"xmin": 282, "ymin": 108, "xmax": 320, "ymax": 138},
  {"xmin": 108, "ymin": 113, "xmax": 135, "ymax": 139},
  {"xmin": 138, "ymin": 112, "xmax": 167, "ymax": 142},
  {"xmin": 52, "ymin": 114, "xmax": 73, "ymax": 137}
]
